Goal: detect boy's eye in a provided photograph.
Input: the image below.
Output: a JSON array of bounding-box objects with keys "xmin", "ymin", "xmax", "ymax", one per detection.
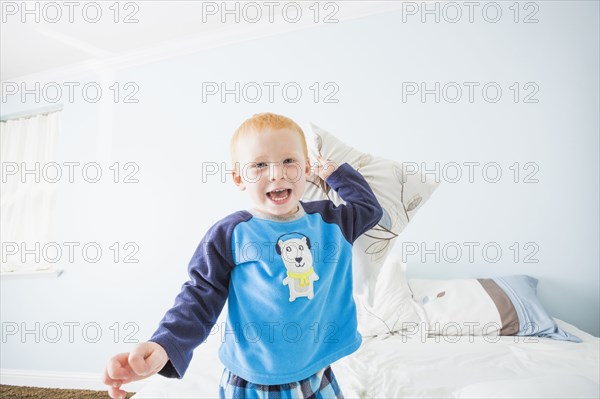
[
  {"xmin": 254, "ymin": 162, "xmax": 268, "ymax": 168},
  {"xmin": 283, "ymin": 158, "xmax": 296, "ymax": 164}
]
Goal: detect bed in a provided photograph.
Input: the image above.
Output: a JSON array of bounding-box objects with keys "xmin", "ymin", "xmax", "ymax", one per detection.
[
  {"xmin": 132, "ymin": 254, "xmax": 599, "ymax": 399},
  {"xmin": 132, "ymin": 315, "xmax": 598, "ymax": 399},
  {"xmin": 133, "ymin": 124, "xmax": 599, "ymax": 398}
]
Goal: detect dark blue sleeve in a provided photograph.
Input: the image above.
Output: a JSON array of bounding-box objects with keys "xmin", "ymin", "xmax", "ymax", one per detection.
[
  {"xmin": 148, "ymin": 211, "xmax": 251, "ymax": 379},
  {"xmin": 303, "ymin": 162, "xmax": 383, "ymax": 244}
]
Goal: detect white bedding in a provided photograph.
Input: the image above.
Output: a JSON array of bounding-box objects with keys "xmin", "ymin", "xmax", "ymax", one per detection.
[{"xmin": 132, "ymin": 318, "xmax": 599, "ymax": 399}]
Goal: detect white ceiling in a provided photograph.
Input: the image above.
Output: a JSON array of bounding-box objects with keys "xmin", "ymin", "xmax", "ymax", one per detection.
[{"xmin": 1, "ymin": 1, "xmax": 405, "ymax": 82}]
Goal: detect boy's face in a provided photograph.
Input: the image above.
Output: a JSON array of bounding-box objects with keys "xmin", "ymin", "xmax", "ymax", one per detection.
[{"xmin": 233, "ymin": 128, "xmax": 310, "ymax": 217}]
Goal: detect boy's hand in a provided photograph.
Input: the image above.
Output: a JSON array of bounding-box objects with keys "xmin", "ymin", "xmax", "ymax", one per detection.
[
  {"xmin": 310, "ymin": 155, "xmax": 338, "ymax": 181},
  {"xmin": 103, "ymin": 341, "xmax": 168, "ymax": 399}
]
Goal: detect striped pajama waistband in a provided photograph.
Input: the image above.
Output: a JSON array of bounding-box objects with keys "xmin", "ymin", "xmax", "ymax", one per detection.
[{"xmin": 218, "ymin": 365, "xmax": 345, "ymax": 399}]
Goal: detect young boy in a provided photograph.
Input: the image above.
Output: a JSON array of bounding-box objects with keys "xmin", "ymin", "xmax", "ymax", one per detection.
[{"xmin": 103, "ymin": 113, "xmax": 383, "ymax": 399}]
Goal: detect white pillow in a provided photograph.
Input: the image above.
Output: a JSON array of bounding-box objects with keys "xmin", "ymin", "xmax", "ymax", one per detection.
[
  {"xmin": 409, "ymin": 278, "xmax": 502, "ymax": 336},
  {"xmin": 303, "ymin": 122, "xmax": 439, "ymax": 306},
  {"xmin": 357, "ymin": 255, "xmax": 425, "ymax": 337},
  {"xmin": 408, "ymin": 276, "xmax": 582, "ymax": 342}
]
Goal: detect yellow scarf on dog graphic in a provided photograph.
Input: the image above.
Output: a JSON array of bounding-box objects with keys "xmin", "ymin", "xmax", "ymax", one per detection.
[{"xmin": 287, "ymin": 267, "xmax": 315, "ymax": 287}]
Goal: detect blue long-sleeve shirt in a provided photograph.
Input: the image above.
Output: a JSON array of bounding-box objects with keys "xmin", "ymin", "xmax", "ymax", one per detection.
[{"xmin": 149, "ymin": 162, "xmax": 383, "ymax": 385}]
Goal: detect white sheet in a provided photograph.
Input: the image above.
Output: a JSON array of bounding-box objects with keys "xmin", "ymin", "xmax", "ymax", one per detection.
[{"xmin": 132, "ymin": 319, "xmax": 599, "ymax": 399}]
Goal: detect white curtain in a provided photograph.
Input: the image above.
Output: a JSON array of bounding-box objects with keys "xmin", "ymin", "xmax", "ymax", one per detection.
[{"xmin": 1, "ymin": 111, "xmax": 61, "ymax": 272}]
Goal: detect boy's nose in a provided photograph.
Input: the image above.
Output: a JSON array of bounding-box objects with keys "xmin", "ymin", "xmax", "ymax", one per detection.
[{"xmin": 268, "ymin": 163, "xmax": 283, "ymax": 181}]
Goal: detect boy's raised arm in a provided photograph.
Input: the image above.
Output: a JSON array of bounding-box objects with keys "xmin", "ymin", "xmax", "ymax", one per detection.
[{"xmin": 313, "ymin": 160, "xmax": 383, "ymax": 244}]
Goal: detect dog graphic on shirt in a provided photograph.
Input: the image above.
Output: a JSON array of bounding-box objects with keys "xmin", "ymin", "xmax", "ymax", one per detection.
[{"xmin": 276, "ymin": 233, "xmax": 319, "ymax": 302}]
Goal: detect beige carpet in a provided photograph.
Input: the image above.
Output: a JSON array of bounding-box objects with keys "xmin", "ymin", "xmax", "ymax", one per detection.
[{"xmin": 0, "ymin": 385, "xmax": 135, "ymax": 399}]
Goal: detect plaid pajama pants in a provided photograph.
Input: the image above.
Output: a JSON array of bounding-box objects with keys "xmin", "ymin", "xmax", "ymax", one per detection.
[{"xmin": 218, "ymin": 365, "xmax": 345, "ymax": 399}]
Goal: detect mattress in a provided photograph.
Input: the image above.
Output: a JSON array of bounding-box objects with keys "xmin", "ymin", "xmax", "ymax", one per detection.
[{"xmin": 132, "ymin": 318, "xmax": 599, "ymax": 398}]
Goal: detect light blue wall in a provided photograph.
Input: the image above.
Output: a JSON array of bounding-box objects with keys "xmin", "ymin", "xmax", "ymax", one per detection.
[{"xmin": 1, "ymin": 2, "xmax": 598, "ymax": 377}]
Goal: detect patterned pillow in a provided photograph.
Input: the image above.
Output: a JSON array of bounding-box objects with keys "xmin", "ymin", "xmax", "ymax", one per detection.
[
  {"xmin": 408, "ymin": 275, "xmax": 582, "ymax": 342},
  {"xmin": 303, "ymin": 122, "xmax": 439, "ymax": 306},
  {"xmin": 357, "ymin": 255, "xmax": 424, "ymax": 337}
]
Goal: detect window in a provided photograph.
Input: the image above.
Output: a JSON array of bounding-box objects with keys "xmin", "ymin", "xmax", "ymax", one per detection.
[{"xmin": 1, "ymin": 110, "xmax": 62, "ymax": 276}]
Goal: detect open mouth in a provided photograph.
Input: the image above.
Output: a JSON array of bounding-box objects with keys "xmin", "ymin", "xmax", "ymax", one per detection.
[{"xmin": 266, "ymin": 188, "xmax": 291, "ymax": 203}]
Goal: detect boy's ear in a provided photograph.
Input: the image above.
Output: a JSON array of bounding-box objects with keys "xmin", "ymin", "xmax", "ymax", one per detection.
[
  {"xmin": 232, "ymin": 171, "xmax": 246, "ymax": 191},
  {"xmin": 305, "ymin": 158, "xmax": 316, "ymax": 183}
]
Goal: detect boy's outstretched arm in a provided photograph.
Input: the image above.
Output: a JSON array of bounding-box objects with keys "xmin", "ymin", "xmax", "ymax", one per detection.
[
  {"xmin": 147, "ymin": 218, "xmax": 241, "ymax": 378},
  {"xmin": 103, "ymin": 213, "xmax": 245, "ymax": 398}
]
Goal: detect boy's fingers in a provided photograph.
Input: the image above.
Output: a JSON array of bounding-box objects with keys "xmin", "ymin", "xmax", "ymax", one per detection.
[
  {"xmin": 102, "ymin": 368, "xmax": 122, "ymax": 387},
  {"xmin": 106, "ymin": 353, "xmax": 132, "ymax": 380},
  {"xmin": 104, "ymin": 371, "xmax": 126, "ymax": 399},
  {"xmin": 315, "ymin": 156, "xmax": 334, "ymax": 169},
  {"xmin": 314, "ymin": 157, "xmax": 337, "ymax": 180},
  {"xmin": 108, "ymin": 385, "xmax": 127, "ymax": 399}
]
